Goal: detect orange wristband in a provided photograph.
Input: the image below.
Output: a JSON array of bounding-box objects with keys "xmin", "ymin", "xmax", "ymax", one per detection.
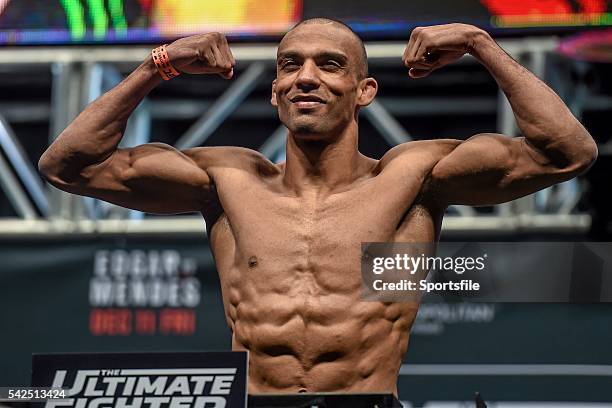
[{"xmin": 151, "ymin": 45, "xmax": 180, "ymax": 80}]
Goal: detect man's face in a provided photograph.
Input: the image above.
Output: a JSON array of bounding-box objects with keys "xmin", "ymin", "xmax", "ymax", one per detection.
[{"xmin": 272, "ymin": 23, "xmax": 366, "ymax": 139}]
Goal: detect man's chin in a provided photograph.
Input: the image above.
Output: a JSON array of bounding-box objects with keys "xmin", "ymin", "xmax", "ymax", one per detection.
[
  {"xmin": 289, "ymin": 120, "xmax": 326, "ymax": 137},
  {"xmin": 291, "ymin": 125, "xmax": 330, "ymax": 140},
  {"xmin": 284, "ymin": 114, "xmax": 342, "ymax": 140}
]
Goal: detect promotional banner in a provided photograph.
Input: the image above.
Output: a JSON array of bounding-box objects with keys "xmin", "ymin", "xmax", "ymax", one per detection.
[
  {"xmin": 1, "ymin": 237, "xmax": 611, "ymax": 404},
  {"xmin": 0, "ymin": 236, "xmax": 232, "ymax": 387},
  {"xmin": 30, "ymin": 351, "xmax": 248, "ymax": 408}
]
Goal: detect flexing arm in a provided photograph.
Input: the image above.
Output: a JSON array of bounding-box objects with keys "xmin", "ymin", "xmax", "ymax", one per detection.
[
  {"xmin": 402, "ymin": 24, "xmax": 598, "ymax": 206},
  {"xmin": 38, "ymin": 33, "xmax": 236, "ymax": 213}
]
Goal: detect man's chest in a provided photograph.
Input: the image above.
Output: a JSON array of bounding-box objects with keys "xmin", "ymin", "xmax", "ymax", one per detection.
[
  {"xmin": 209, "ymin": 167, "xmax": 437, "ymax": 255},
  {"xmin": 206, "ymin": 165, "xmax": 443, "ymax": 299}
]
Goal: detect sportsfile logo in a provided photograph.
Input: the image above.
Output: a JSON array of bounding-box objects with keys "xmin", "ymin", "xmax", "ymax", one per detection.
[{"xmin": 45, "ymin": 368, "xmax": 236, "ymax": 407}]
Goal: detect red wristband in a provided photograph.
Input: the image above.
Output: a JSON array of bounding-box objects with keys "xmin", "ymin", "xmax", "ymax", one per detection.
[{"xmin": 151, "ymin": 45, "xmax": 180, "ymax": 81}]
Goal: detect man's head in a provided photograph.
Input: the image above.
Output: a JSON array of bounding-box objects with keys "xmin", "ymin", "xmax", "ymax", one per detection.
[{"xmin": 271, "ymin": 18, "xmax": 378, "ymax": 139}]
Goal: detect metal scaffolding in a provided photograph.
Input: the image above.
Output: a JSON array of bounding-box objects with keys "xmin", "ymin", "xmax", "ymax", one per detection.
[{"xmin": 0, "ymin": 38, "xmax": 603, "ymax": 236}]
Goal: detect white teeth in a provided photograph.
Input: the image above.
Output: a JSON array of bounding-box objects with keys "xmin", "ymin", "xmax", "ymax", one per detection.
[{"xmin": 294, "ymin": 101, "xmax": 321, "ymax": 107}]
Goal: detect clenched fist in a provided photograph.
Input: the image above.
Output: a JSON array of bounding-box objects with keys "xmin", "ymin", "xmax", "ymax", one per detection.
[
  {"xmin": 402, "ymin": 23, "xmax": 491, "ymax": 78},
  {"xmin": 165, "ymin": 32, "xmax": 236, "ymax": 79}
]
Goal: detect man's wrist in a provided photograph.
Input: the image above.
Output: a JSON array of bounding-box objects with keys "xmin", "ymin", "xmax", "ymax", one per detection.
[
  {"xmin": 467, "ymin": 29, "xmax": 497, "ymax": 62},
  {"xmin": 139, "ymin": 54, "xmax": 164, "ymax": 84},
  {"xmin": 151, "ymin": 45, "xmax": 181, "ymax": 80}
]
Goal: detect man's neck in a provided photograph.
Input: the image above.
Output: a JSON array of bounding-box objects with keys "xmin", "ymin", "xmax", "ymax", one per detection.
[{"xmin": 282, "ymin": 122, "xmax": 366, "ymax": 195}]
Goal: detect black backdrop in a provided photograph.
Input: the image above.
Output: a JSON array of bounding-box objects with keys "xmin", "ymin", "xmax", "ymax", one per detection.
[{"xmin": 1, "ymin": 236, "xmax": 611, "ymax": 404}]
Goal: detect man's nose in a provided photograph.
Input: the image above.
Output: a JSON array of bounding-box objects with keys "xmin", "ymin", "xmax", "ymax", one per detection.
[{"xmin": 295, "ymin": 60, "xmax": 320, "ymax": 90}]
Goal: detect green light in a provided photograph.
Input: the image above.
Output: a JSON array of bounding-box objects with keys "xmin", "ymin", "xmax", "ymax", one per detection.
[
  {"xmin": 108, "ymin": 0, "xmax": 128, "ymax": 37},
  {"xmin": 60, "ymin": 0, "xmax": 86, "ymax": 40},
  {"xmin": 86, "ymin": 0, "xmax": 108, "ymax": 40}
]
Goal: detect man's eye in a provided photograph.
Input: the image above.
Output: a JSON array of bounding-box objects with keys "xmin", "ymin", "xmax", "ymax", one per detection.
[
  {"xmin": 322, "ymin": 61, "xmax": 341, "ymax": 70},
  {"xmin": 281, "ymin": 61, "xmax": 298, "ymax": 70}
]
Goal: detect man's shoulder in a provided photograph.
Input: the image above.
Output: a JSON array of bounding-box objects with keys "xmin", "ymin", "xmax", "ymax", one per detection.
[
  {"xmin": 185, "ymin": 146, "xmax": 277, "ymax": 173},
  {"xmin": 375, "ymin": 140, "xmax": 463, "ymax": 210},
  {"xmin": 379, "ymin": 139, "xmax": 462, "ymax": 169}
]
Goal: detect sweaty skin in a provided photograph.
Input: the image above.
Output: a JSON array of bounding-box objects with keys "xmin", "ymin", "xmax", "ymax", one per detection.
[{"xmin": 38, "ymin": 21, "xmax": 597, "ymax": 395}]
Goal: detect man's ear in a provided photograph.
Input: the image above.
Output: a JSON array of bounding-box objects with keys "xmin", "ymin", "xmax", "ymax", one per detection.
[
  {"xmin": 271, "ymin": 79, "xmax": 278, "ymax": 107},
  {"xmin": 356, "ymin": 77, "xmax": 378, "ymax": 107}
]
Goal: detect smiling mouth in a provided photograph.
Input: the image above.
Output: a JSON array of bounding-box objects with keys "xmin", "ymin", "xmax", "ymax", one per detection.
[
  {"xmin": 293, "ymin": 100, "xmax": 324, "ymax": 109},
  {"xmin": 290, "ymin": 95, "xmax": 326, "ymax": 108}
]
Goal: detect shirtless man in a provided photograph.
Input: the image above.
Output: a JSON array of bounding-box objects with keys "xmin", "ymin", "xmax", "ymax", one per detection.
[{"xmin": 38, "ymin": 19, "xmax": 597, "ymax": 395}]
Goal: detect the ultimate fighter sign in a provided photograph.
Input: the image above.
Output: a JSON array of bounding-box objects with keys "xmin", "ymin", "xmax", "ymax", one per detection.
[{"xmin": 31, "ymin": 351, "xmax": 248, "ymax": 408}]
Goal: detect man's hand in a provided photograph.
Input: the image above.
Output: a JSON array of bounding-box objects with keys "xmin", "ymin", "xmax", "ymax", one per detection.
[
  {"xmin": 166, "ymin": 32, "xmax": 236, "ymax": 79},
  {"xmin": 403, "ymin": 23, "xmax": 488, "ymax": 78}
]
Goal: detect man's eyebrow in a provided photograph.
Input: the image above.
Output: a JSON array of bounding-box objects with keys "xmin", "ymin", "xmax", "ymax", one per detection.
[
  {"xmin": 318, "ymin": 52, "xmax": 348, "ymax": 64},
  {"xmin": 276, "ymin": 51, "xmax": 300, "ymax": 62},
  {"xmin": 276, "ymin": 51, "xmax": 348, "ymax": 64}
]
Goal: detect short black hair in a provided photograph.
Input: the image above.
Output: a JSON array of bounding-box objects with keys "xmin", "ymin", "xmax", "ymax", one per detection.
[{"xmin": 284, "ymin": 17, "xmax": 369, "ymax": 79}]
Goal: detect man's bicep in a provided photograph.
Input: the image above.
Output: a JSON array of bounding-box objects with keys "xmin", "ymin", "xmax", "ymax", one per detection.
[
  {"xmin": 70, "ymin": 143, "xmax": 213, "ymax": 214},
  {"xmin": 429, "ymin": 133, "xmax": 569, "ymax": 206}
]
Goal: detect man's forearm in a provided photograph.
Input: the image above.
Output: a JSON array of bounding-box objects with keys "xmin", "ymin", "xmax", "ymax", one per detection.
[
  {"xmin": 470, "ymin": 31, "xmax": 597, "ymax": 168},
  {"xmin": 39, "ymin": 55, "xmax": 161, "ymax": 182}
]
